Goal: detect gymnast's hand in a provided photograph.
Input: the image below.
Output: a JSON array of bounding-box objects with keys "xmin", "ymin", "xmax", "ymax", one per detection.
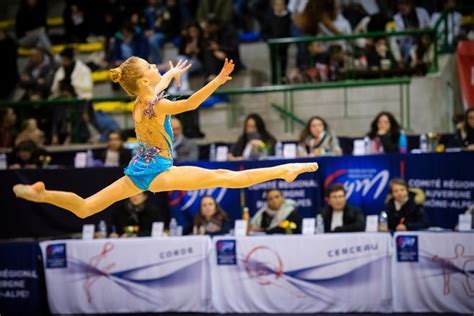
[
  {"xmin": 214, "ymin": 58, "xmax": 235, "ymax": 86},
  {"xmin": 168, "ymin": 59, "xmax": 192, "ymax": 88}
]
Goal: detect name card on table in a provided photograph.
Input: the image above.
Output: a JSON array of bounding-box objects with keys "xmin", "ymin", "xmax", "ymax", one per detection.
[
  {"xmin": 365, "ymin": 215, "xmax": 379, "ymax": 232},
  {"xmin": 151, "ymin": 222, "xmax": 164, "ymax": 237},
  {"xmin": 283, "ymin": 143, "xmax": 297, "ymax": 159},
  {"xmin": 302, "ymin": 218, "xmax": 315, "ymax": 235},
  {"xmin": 82, "ymin": 224, "xmax": 95, "ymax": 240},
  {"xmin": 74, "ymin": 152, "xmax": 87, "ymax": 168},
  {"xmin": 458, "ymin": 214, "xmax": 472, "ymax": 231},
  {"xmin": 234, "ymin": 220, "xmax": 248, "ymax": 236},
  {"xmin": 216, "ymin": 146, "xmax": 228, "ymax": 161}
]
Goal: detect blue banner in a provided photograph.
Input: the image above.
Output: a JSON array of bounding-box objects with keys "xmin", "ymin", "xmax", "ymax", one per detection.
[{"xmin": 0, "ymin": 242, "xmax": 45, "ymax": 315}]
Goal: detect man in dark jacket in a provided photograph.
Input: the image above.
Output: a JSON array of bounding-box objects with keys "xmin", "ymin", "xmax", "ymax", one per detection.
[
  {"xmin": 320, "ymin": 183, "xmax": 365, "ymax": 233},
  {"xmin": 385, "ymin": 178, "xmax": 430, "ymax": 231}
]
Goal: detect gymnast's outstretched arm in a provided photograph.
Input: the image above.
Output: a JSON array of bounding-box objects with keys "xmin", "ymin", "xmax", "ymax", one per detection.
[
  {"xmin": 154, "ymin": 60, "xmax": 191, "ymax": 95},
  {"xmin": 155, "ymin": 58, "xmax": 235, "ymax": 115}
]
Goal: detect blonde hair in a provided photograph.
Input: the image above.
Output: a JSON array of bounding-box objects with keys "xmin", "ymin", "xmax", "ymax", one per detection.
[{"xmin": 109, "ymin": 57, "xmax": 145, "ymax": 96}]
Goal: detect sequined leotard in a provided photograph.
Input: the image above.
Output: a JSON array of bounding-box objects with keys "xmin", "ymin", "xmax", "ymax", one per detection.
[{"xmin": 124, "ymin": 92, "xmax": 174, "ymax": 191}]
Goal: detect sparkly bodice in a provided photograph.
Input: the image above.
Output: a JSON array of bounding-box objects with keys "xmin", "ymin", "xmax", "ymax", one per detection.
[{"xmin": 133, "ymin": 92, "xmax": 174, "ymax": 160}]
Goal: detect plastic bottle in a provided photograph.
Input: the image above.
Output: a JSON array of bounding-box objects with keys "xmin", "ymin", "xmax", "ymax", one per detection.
[
  {"xmin": 169, "ymin": 218, "xmax": 178, "ymax": 236},
  {"xmin": 363, "ymin": 136, "xmax": 371, "ymax": 155},
  {"xmin": 209, "ymin": 143, "xmax": 216, "ymax": 161},
  {"xmin": 242, "ymin": 207, "xmax": 250, "ymax": 221},
  {"xmin": 315, "ymin": 214, "xmax": 325, "ymax": 234},
  {"xmin": 399, "ymin": 130, "xmax": 408, "ymax": 154},
  {"xmin": 0, "ymin": 153, "xmax": 7, "ymax": 170},
  {"xmin": 419, "ymin": 134, "xmax": 428, "ymax": 153},
  {"xmin": 379, "ymin": 211, "xmax": 388, "ymax": 232},
  {"xmin": 98, "ymin": 220, "xmax": 107, "ymax": 239},
  {"xmin": 86, "ymin": 149, "xmax": 94, "ymax": 167},
  {"xmin": 275, "ymin": 141, "xmax": 283, "ymax": 158}
]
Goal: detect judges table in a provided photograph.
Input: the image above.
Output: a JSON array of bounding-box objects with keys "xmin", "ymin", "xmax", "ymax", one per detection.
[{"xmin": 36, "ymin": 232, "xmax": 474, "ymax": 314}]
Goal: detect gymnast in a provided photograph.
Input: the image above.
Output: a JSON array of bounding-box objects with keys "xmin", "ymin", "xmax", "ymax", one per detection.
[{"xmin": 13, "ymin": 57, "xmax": 318, "ymax": 219}]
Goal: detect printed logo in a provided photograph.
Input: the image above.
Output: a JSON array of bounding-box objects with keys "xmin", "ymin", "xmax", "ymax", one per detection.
[
  {"xmin": 244, "ymin": 246, "xmax": 283, "ymax": 286},
  {"xmin": 46, "ymin": 243, "xmax": 67, "ymax": 268},
  {"xmin": 216, "ymin": 240, "xmax": 236, "ymax": 265},
  {"xmin": 396, "ymin": 235, "xmax": 419, "ymax": 262}
]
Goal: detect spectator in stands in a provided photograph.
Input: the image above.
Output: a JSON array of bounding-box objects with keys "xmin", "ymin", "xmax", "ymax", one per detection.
[
  {"xmin": 317, "ymin": 0, "xmax": 352, "ymax": 37},
  {"xmin": 19, "ymin": 47, "xmax": 56, "ymax": 100},
  {"xmin": 250, "ymin": 189, "xmax": 301, "ymax": 234},
  {"xmin": 109, "ymin": 22, "xmax": 149, "ymax": 68},
  {"xmin": 145, "ymin": 0, "xmax": 182, "ymax": 65},
  {"xmin": 0, "ymin": 108, "xmax": 18, "ymax": 148},
  {"xmin": 202, "ymin": 17, "xmax": 241, "ymax": 79},
  {"xmin": 229, "ymin": 113, "xmax": 277, "ymax": 160},
  {"xmin": 111, "ymin": 191, "xmax": 169, "ymax": 237},
  {"xmin": 385, "ymin": 178, "xmax": 430, "ymax": 231},
  {"xmin": 392, "ymin": 0, "xmax": 431, "ymax": 65},
  {"xmin": 63, "ymin": 1, "xmax": 89, "ymax": 43},
  {"xmin": 8, "ymin": 140, "xmax": 50, "ymax": 169},
  {"xmin": 168, "ymin": 22, "xmax": 205, "ymax": 94},
  {"xmin": 261, "ymin": 0, "xmax": 292, "ymax": 82},
  {"xmin": 0, "ymin": 30, "xmax": 19, "ymax": 100},
  {"xmin": 367, "ymin": 111, "xmax": 401, "ymax": 153},
  {"xmin": 99, "ymin": 131, "xmax": 131, "ymax": 167},
  {"xmin": 431, "ymin": 0, "xmax": 462, "ymax": 47},
  {"xmin": 319, "ymin": 183, "xmax": 365, "ymax": 233},
  {"xmin": 366, "ymin": 37, "xmax": 396, "ymax": 70},
  {"xmin": 409, "ymin": 32, "xmax": 434, "ymax": 72},
  {"xmin": 14, "ymin": 118, "xmax": 45, "ymax": 146},
  {"xmin": 171, "ymin": 117, "xmax": 199, "ymax": 162},
  {"xmin": 455, "ymin": 108, "xmax": 474, "ymax": 151},
  {"xmin": 196, "ymin": 0, "xmax": 234, "ymax": 25},
  {"xmin": 298, "ymin": 116, "xmax": 342, "ymax": 157},
  {"xmin": 193, "ymin": 195, "xmax": 230, "ymax": 235},
  {"xmin": 51, "ymin": 48, "xmax": 93, "ymax": 99},
  {"xmin": 15, "ymin": 0, "xmax": 51, "ymax": 50}
]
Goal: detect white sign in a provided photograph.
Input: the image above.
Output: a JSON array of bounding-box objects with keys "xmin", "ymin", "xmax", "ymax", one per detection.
[
  {"xmin": 458, "ymin": 214, "xmax": 472, "ymax": 231},
  {"xmin": 283, "ymin": 143, "xmax": 297, "ymax": 159},
  {"xmin": 302, "ymin": 218, "xmax": 316, "ymax": 235},
  {"xmin": 82, "ymin": 224, "xmax": 95, "ymax": 240},
  {"xmin": 151, "ymin": 222, "xmax": 164, "ymax": 237},
  {"xmin": 353, "ymin": 139, "xmax": 366, "ymax": 156},
  {"xmin": 234, "ymin": 220, "xmax": 248, "ymax": 236},
  {"xmin": 216, "ymin": 146, "xmax": 228, "ymax": 161},
  {"xmin": 74, "ymin": 152, "xmax": 87, "ymax": 168},
  {"xmin": 365, "ymin": 215, "xmax": 379, "ymax": 232}
]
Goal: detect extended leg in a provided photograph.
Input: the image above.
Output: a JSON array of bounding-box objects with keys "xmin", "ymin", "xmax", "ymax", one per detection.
[
  {"xmin": 13, "ymin": 176, "xmax": 141, "ymax": 218},
  {"xmin": 149, "ymin": 163, "xmax": 318, "ymax": 192}
]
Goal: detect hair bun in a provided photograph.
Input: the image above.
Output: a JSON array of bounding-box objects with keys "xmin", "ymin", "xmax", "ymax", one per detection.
[{"xmin": 109, "ymin": 67, "xmax": 122, "ymax": 82}]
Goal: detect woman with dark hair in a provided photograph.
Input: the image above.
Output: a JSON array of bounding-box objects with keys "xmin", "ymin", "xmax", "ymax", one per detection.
[
  {"xmin": 385, "ymin": 178, "xmax": 430, "ymax": 231},
  {"xmin": 229, "ymin": 113, "xmax": 277, "ymax": 160},
  {"xmin": 297, "ymin": 116, "xmax": 342, "ymax": 157},
  {"xmin": 455, "ymin": 108, "xmax": 474, "ymax": 151},
  {"xmin": 193, "ymin": 195, "xmax": 230, "ymax": 235},
  {"xmin": 367, "ymin": 111, "xmax": 401, "ymax": 153}
]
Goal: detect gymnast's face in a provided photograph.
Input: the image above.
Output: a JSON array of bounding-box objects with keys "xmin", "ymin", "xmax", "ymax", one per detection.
[
  {"xmin": 201, "ymin": 197, "xmax": 217, "ymax": 218},
  {"xmin": 137, "ymin": 58, "xmax": 162, "ymax": 90}
]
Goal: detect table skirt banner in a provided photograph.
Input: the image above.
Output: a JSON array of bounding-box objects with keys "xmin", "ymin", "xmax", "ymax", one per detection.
[
  {"xmin": 392, "ymin": 232, "xmax": 474, "ymax": 313},
  {"xmin": 210, "ymin": 233, "xmax": 393, "ymax": 313},
  {"xmin": 40, "ymin": 236, "xmax": 211, "ymax": 314}
]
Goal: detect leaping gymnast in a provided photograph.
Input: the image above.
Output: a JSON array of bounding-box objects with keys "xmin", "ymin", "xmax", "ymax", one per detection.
[{"xmin": 13, "ymin": 57, "xmax": 318, "ymax": 219}]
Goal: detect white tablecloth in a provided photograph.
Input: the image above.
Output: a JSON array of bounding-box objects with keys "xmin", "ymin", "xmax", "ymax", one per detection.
[
  {"xmin": 210, "ymin": 233, "xmax": 393, "ymax": 313},
  {"xmin": 392, "ymin": 232, "xmax": 474, "ymax": 313},
  {"xmin": 40, "ymin": 236, "xmax": 211, "ymax": 314}
]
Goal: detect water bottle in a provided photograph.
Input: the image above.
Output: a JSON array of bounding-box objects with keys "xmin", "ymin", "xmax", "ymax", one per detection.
[
  {"xmin": 275, "ymin": 141, "xmax": 283, "ymax": 158},
  {"xmin": 209, "ymin": 143, "xmax": 216, "ymax": 161},
  {"xmin": 379, "ymin": 211, "xmax": 388, "ymax": 232},
  {"xmin": 86, "ymin": 150, "xmax": 94, "ymax": 167},
  {"xmin": 363, "ymin": 136, "xmax": 371, "ymax": 155},
  {"xmin": 399, "ymin": 130, "xmax": 408, "ymax": 154},
  {"xmin": 0, "ymin": 153, "xmax": 7, "ymax": 170},
  {"xmin": 315, "ymin": 214, "xmax": 325, "ymax": 234},
  {"xmin": 169, "ymin": 218, "xmax": 178, "ymax": 236},
  {"xmin": 97, "ymin": 220, "xmax": 107, "ymax": 239},
  {"xmin": 419, "ymin": 133, "xmax": 428, "ymax": 153}
]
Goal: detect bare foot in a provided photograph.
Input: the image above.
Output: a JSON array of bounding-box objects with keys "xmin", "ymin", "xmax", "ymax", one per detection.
[
  {"xmin": 13, "ymin": 182, "xmax": 46, "ymax": 202},
  {"xmin": 281, "ymin": 163, "xmax": 318, "ymax": 183}
]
